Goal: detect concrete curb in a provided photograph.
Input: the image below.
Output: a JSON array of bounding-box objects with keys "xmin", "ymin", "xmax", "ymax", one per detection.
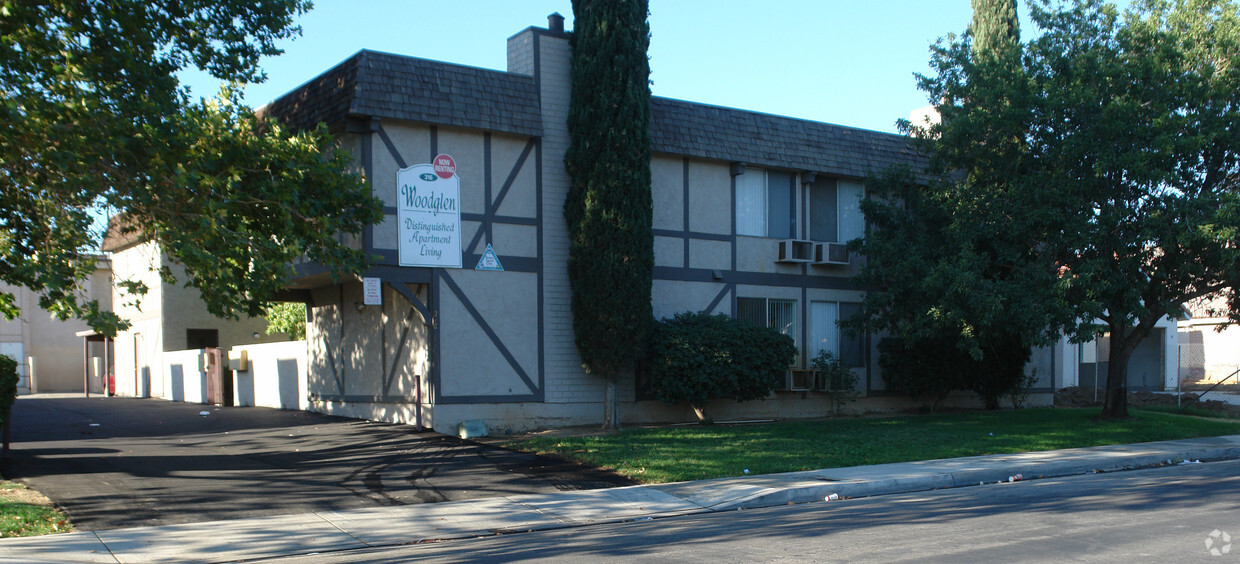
[{"xmin": 676, "ymin": 437, "xmax": 1240, "ymax": 510}]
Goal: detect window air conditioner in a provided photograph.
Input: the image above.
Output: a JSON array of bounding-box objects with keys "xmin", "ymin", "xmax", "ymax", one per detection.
[
  {"xmin": 813, "ymin": 242, "xmax": 850, "ymax": 265},
  {"xmin": 777, "ymin": 239, "xmax": 814, "ymax": 263},
  {"xmin": 789, "ymin": 369, "xmax": 815, "ymax": 391}
]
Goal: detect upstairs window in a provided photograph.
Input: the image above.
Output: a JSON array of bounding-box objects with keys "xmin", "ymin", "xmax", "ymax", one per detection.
[
  {"xmin": 809, "ymin": 179, "xmax": 866, "ymax": 244},
  {"xmin": 736, "ymin": 169, "xmax": 795, "ymax": 238}
]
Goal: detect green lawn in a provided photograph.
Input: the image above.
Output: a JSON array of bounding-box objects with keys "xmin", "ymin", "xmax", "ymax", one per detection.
[
  {"xmin": 0, "ymin": 481, "xmax": 71, "ymax": 537},
  {"xmin": 508, "ymin": 408, "xmax": 1240, "ymax": 484}
]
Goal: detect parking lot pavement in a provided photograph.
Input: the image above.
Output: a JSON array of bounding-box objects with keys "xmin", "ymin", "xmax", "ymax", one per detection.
[{"xmin": 0, "ymin": 395, "xmax": 635, "ymax": 530}]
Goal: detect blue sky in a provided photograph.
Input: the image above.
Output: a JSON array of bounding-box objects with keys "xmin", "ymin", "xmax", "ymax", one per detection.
[{"xmin": 178, "ymin": 1, "xmax": 996, "ymax": 134}]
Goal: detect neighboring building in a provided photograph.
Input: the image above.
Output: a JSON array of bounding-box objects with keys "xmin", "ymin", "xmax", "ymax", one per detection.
[
  {"xmin": 1051, "ymin": 320, "xmax": 1181, "ymax": 392},
  {"xmin": 0, "ymin": 258, "xmax": 113, "ymax": 393},
  {"xmin": 1179, "ymin": 294, "xmax": 1239, "ymax": 385},
  {"xmin": 100, "ymin": 224, "xmax": 283, "ymax": 399}
]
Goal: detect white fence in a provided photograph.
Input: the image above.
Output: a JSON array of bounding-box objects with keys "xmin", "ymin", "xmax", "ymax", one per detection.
[
  {"xmin": 159, "ymin": 341, "xmax": 308, "ymax": 410},
  {"xmin": 230, "ymin": 340, "xmax": 308, "ymax": 410}
]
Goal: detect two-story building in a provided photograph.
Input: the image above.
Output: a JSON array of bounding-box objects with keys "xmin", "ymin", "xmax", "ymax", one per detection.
[
  {"xmin": 260, "ymin": 14, "xmax": 1182, "ymax": 433},
  {"xmin": 258, "ymin": 15, "xmax": 939, "ymax": 433}
]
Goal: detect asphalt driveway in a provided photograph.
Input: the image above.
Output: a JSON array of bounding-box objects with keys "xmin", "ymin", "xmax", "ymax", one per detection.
[{"xmin": 0, "ymin": 395, "xmax": 634, "ymax": 531}]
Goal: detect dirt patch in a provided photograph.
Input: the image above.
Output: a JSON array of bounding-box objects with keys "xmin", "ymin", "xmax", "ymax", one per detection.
[
  {"xmin": 0, "ymin": 482, "xmax": 54, "ymax": 507},
  {"xmin": 1055, "ymin": 386, "xmax": 1240, "ymax": 417}
]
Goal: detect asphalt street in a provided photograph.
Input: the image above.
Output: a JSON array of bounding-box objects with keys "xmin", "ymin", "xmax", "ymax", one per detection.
[
  {"xmin": 0, "ymin": 395, "xmax": 634, "ymax": 530},
  {"xmin": 275, "ymin": 459, "xmax": 1240, "ymax": 563}
]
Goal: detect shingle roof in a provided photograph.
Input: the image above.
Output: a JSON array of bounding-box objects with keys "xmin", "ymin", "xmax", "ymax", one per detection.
[
  {"xmin": 261, "ymin": 50, "xmax": 926, "ymax": 178},
  {"xmin": 650, "ymin": 97, "xmax": 927, "ymax": 180},
  {"xmin": 262, "ymin": 50, "xmax": 543, "ymax": 137}
]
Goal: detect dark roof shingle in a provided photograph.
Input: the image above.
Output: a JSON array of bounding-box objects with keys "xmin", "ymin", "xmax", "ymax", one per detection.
[
  {"xmin": 262, "ymin": 50, "xmax": 542, "ymax": 137},
  {"xmin": 261, "ymin": 50, "xmax": 925, "ymax": 178},
  {"xmin": 650, "ymin": 97, "xmax": 927, "ymax": 180}
]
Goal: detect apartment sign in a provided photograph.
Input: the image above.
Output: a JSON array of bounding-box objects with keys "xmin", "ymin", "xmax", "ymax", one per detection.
[{"xmin": 398, "ymin": 154, "xmax": 462, "ymax": 268}]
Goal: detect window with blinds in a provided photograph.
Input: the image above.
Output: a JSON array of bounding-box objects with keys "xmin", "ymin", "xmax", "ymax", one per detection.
[
  {"xmin": 809, "ymin": 301, "xmax": 865, "ymax": 367},
  {"xmin": 736, "ymin": 169, "xmax": 795, "ymax": 238},
  {"xmin": 736, "ymin": 297, "xmax": 797, "ymax": 339}
]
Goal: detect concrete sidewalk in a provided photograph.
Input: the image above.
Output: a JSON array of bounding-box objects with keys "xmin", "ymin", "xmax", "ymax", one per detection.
[{"xmin": 3, "ymin": 434, "xmax": 1239, "ymax": 563}]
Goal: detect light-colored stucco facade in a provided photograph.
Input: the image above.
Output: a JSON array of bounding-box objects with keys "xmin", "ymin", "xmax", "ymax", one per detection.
[
  {"xmin": 263, "ymin": 18, "xmax": 1067, "ymax": 435},
  {"xmin": 0, "ymin": 259, "xmax": 112, "ymax": 392},
  {"xmin": 67, "ymin": 15, "xmax": 1184, "ymax": 431},
  {"xmin": 104, "ymin": 237, "xmax": 284, "ymax": 399}
]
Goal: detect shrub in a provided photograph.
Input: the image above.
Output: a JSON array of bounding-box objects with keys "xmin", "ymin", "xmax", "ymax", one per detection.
[
  {"xmin": 967, "ymin": 331, "xmax": 1032, "ymax": 410},
  {"xmin": 880, "ymin": 331, "xmax": 1032, "ymax": 411},
  {"xmin": 0, "ymin": 355, "xmax": 18, "ymax": 426},
  {"xmin": 1009, "ymin": 369, "xmax": 1039, "ymax": 409},
  {"xmin": 811, "ymin": 350, "xmax": 859, "ymax": 416},
  {"xmin": 879, "ymin": 335, "xmax": 969, "ymax": 412},
  {"xmin": 648, "ymin": 312, "xmax": 796, "ymax": 421}
]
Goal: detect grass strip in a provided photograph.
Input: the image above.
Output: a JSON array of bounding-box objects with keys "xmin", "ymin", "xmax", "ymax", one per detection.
[
  {"xmin": 508, "ymin": 407, "xmax": 1240, "ymax": 484},
  {"xmin": 0, "ymin": 481, "xmax": 72, "ymax": 537}
]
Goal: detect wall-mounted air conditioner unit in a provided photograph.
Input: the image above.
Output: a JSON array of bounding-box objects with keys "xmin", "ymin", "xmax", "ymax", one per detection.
[
  {"xmin": 789, "ymin": 369, "xmax": 815, "ymax": 391},
  {"xmin": 813, "ymin": 242, "xmax": 850, "ymax": 265},
  {"xmin": 777, "ymin": 239, "xmax": 814, "ymax": 263}
]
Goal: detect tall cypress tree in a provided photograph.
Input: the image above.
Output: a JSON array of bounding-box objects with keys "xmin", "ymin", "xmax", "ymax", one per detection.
[
  {"xmin": 564, "ymin": 0, "xmax": 653, "ymax": 429},
  {"xmin": 971, "ymin": 0, "xmax": 1021, "ymax": 61}
]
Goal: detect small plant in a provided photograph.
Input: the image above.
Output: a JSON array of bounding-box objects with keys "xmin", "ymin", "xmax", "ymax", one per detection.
[
  {"xmin": 812, "ymin": 350, "xmax": 859, "ymax": 416},
  {"xmin": 1009, "ymin": 369, "xmax": 1039, "ymax": 409}
]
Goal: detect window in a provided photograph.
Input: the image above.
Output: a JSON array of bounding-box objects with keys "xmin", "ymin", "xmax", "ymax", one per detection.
[
  {"xmin": 736, "ymin": 169, "xmax": 795, "ymax": 238},
  {"xmin": 186, "ymin": 329, "xmax": 219, "ymax": 350},
  {"xmin": 737, "ymin": 297, "xmax": 797, "ymax": 340},
  {"xmin": 809, "ymin": 301, "xmax": 864, "ymax": 367},
  {"xmin": 809, "ymin": 179, "xmax": 866, "ymax": 243}
]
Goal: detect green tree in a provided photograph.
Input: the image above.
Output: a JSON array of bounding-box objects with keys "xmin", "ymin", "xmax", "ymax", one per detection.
[
  {"xmin": 564, "ymin": 0, "xmax": 654, "ymax": 429},
  {"xmin": 855, "ymin": 0, "xmax": 1053, "ymax": 409},
  {"xmin": 265, "ymin": 302, "xmax": 306, "ymax": 341},
  {"xmin": 0, "ymin": 1, "xmax": 382, "ymax": 336},
  {"xmin": 888, "ymin": 0, "xmax": 1240, "ymax": 419},
  {"xmin": 971, "ymin": 0, "xmax": 1021, "ymax": 59}
]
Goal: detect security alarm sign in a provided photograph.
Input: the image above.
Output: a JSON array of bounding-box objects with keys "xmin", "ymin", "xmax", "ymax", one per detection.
[{"xmin": 397, "ymin": 154, "xmax": 462, "ymax": 268}]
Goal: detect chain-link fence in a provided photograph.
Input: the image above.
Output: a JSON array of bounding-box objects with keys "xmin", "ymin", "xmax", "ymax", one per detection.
[{"xmin": 1177, "ymin": 335, "xmax": 1240, "ymax": 395}]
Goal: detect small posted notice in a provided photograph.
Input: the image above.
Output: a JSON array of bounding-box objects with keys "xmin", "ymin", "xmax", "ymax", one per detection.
[
  {"xmin": 475, "ymin": 243, "xmax": 504, "ymax": 271},
  {"xmin": 362, "ymin": 277, "xmax": 381, "ymax": 305}
]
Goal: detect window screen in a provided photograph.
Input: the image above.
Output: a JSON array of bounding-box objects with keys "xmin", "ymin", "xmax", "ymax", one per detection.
[
  {"xmin": 736, "ymin": 297, "xmax": 767, "ymax": 327},
  {"xmin": 735, "ymin": 171, "xmax": 765, "ymax": 237},
  {"xmin": 810, "ymin": 180, "xmax": 838, "ymax": 242},
  {"xmin": 766, "ymin": 171, "xmax": 795, "ymax": 239},
  {"xmin": 768, "ymin": 299, "xmax": 796, "ymax": 337}
]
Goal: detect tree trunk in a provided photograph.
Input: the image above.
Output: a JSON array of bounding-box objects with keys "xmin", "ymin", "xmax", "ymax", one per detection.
[
  {"xmin": 603, "ymin": 380, "xmax": 620, "ymax": 430},
  {"xmin": 1100, "ymin": 324, "xmax": 1134, "ymax": 419}
]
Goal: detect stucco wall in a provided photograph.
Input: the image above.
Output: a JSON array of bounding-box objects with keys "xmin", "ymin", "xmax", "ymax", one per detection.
[
  {"xmin": 163, "ymin": 348, "xmax": 208, "ymax": 404},
  {"xmin": 0, "ymin": 262, "xmax": 111, "ymax": 392},
  {"xmin": 232, "ymin": 340, "xmax": 308, "ymax": 410}
]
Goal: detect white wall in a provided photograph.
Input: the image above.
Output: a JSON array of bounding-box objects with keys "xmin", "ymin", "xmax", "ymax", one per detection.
[
  {"xmin": 231, "ymin": 340, "xmax": 308, "ymax": 410},
  {"xmin": 163, "ymin": 348, "xmax": 208, "ymax": 404}
]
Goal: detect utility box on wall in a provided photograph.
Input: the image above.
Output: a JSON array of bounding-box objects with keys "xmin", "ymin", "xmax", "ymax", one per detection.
[{"xmin": 227, "ymin": 350, "xmax": 248, "ymax": 372}]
